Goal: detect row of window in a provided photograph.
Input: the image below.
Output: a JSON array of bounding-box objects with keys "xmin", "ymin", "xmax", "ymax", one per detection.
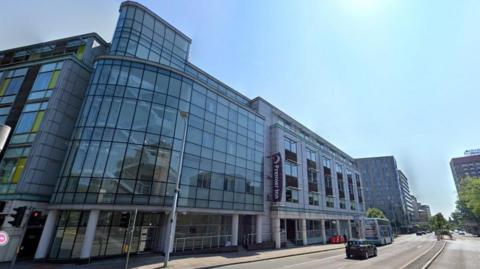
[
  {"xmin": 112, "ymin": 5, "xmax": 190, "ymax": 71},
  {"xmin": 0, "ymin": 62, "xmax": 61, "ymax": 189}
]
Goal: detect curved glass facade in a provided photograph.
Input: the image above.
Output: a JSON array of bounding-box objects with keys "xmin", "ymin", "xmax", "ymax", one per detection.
[{"xmin": 52, "ymin": 58, "xmax": 264, "ymax": 211}]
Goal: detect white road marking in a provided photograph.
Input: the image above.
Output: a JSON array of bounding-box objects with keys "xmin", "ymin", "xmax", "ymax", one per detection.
[
  {"xmin": 417, "ymin": 245, "xmax": 423, "ymax": 249},
  {"xmin": 399, "ymin": 241, "xmax": 437, "ymax": 269}
]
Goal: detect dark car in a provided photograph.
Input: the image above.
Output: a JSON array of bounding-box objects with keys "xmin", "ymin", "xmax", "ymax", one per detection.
[
  {"xmin": 416, "ymin": 231, "xmax": 423, "ymax": 236},
  {"xmin": 346, "ymin": 239, "xmax": 377, "ymax": 259}
]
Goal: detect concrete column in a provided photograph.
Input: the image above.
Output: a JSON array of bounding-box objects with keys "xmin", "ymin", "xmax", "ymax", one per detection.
[
  {"xmin": 321, "ymin": 219, "xmax": 327, "ymax": 244},
  {"xmin": 336, "ymin": 220, "xmax": 341, "ymax": 235},
  {"xmin": 348, "ymin": 220, "xmax": 352, "ymax": 239},
  {"xmin": 34, "ymin": 210, "xmax": 59, "ymax": 260},
  {"xmin": 232, "ymin": 214, "xmax": 239, "ymax": 246},
  {"xmin": 255, "ymin": 215, "xmax": 263, "ymax": 244},
  {"xmin": 80, "ymin": 210, "xmax": 99, "ymax": 260},
  {"xmin": 273, "ymin": 217, "xmax": 281, "ymax": 249},
  {"xmin": 301, "ymin": 218, "xmax": 307, "ymax": 246}
]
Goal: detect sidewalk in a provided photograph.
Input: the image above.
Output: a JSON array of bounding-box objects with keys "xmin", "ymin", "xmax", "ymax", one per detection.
[{"xmin": 1, "ymin": 243, "xmax": 346, "ymax": 269}]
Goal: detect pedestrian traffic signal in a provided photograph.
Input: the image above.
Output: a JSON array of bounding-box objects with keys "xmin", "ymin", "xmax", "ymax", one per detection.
[
  {"xmin": 8, "ymin": 206, "xmax": 27, "ymax": 227},
  {"xmin": 119, "ymin": 212, "xmax": 130, "ymax": 228},
  {"xmin": 28, "ymin": 210, "xmax": 45, "ymax": 226}
]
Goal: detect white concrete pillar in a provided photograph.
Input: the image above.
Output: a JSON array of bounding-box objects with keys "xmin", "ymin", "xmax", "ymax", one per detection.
[
  {"xmin": 348, "ymin": 220, "xmax": 352, "ymax": 239},
  {"xmin": 255, "ymin": 215, "xmax": 263, "ymax": 244},
  {"xmin": 80, "ymin": 210, "xmax": 99, "ymax": 260},
  {"xmin": 34, "ymin": 210, "xmax": 59, "ymax": 260},
  {"xmin": 232, "ymin": 214, "xmax": 239, "ymax": 246},
  {"xmin": 321, "ymin": 219, "xmax": 326, "ymax": 244},
  {"xmin": 301, "ymin": 218, "xmax": 307, "ymax": 246},
  {"xmin": 273, "ymin": 217, "xmax": 281, "ymax": 249},
  {"xmin": 336, "ymin": 220, "xmax": 341, "ymax": 235}
]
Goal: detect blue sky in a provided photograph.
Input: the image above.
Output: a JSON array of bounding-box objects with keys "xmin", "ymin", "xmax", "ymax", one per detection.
[{"xmin": 2, "ymin": 0, "xmax": 479, "ymax": 217}]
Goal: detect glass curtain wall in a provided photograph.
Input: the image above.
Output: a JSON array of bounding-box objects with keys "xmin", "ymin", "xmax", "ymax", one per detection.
[
  {"xmin": 48, "ymin": 210, "xmax": 162, "ymax": 260},
  {"xmin": 52, "ymin": 59, "xmax": 264, "ymax": 211}
]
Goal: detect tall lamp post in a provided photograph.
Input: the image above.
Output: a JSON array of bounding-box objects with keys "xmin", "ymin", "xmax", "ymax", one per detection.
[{"xmin": 164, "ymin": 111, "xmax": 188, "ymax": 267}]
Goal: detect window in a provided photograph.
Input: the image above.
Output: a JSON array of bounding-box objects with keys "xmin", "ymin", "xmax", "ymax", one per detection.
[
  {"xmin": 326, "ymin": 196, "xmax": 334, "ymax": 208},
  {"xmin": 336, "ymin": 162, "xmax": 343, "ymax": 174},
  {"xmin": 0, "ymin": 67, "xmax": 28, "ymax": 96},
  {"xmin": 286, "ymin": 188, "xmax": 299, "ymax": 203},
  {"xmin": 32, "ymin": 72, "xmax": 52, "ymax": 91},
  {"xmin": 323, "ymin": 157, "xmax": 331, "ymax": 169},
  {"xmin": 340, "ymin": 199, "xmax": 346, "ymax": 209},
  {"xmin": 285, "ymin": 161, "xmax": 298, "ymax": 177},
  {"xmin": 224, "ymin": 175, "xmax": 234, "ymax": 191},
  {"xmin": 15, "ymin": 112, "xmax": 37, "ymax": 133},
  {"xmin": 308, "ymin": 170, "xmax": 317, "ymax": 183},
  {"xmin": 284, "ymin": 137, "xmax": 297, "ymax": 153},
  {"xmin": 307, "ymin": 148, "xmax": 316, "ymax": 162},
  {"xmin": 197, "ymin": 171, "xmax": 211, "ymax": 188},
  {"xmin": 309, "ymin": 192, "xmax": 319, "ymax": 205}
]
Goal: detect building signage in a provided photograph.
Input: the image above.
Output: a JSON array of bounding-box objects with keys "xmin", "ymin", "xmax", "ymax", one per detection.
[
  {"xmin": 0, "ymin": 231, "xmax": 9, "ymax": 246},
  {"xmin": 272, "ymin": 152, "xmax": 283, "ymax": 202}
]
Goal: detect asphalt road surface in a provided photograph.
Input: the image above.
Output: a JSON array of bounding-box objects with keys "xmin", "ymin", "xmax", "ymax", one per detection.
[
  {"xmin": 220, "ymin": 233, "xmax": 446, "ymax": 269},
  {"xmin": 430, "ymin": 234, "xmax": 480, "ymax": 269}
]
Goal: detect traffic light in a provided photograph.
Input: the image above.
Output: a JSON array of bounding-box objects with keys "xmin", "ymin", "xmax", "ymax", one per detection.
[
  {"xmin": 28, "ymin": 210, "xmax": 45, "ymax": 226},
  {"xmin": 8, "ymin": 206, "xmax": 27, "ymax": 227},
  {"xmin": 119, "ymin": 212, "xmax": 130, "ymax": 228}
]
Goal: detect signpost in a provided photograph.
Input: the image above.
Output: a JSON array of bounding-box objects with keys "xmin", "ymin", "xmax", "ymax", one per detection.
[
  {"xmin": 0, "ymin": 231, "xmax": 9, "ymax": 246},
  {"xmin": 272, "ymin": 153, "xmax": 283, "ymax": 202}
]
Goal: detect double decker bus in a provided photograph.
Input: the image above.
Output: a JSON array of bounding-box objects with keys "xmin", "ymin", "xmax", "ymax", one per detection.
[{"xmin": 363, "ymin": 218, "xmax": 393, "ymax": 245}]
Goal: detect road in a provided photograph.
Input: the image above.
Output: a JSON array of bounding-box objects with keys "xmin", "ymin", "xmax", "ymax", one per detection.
[
  {"xmin": 220, "ymin": 233, "xmax": 446, "ymax": 269},
  {"xmin": 430, "ymin": 234, "xmax": 480, "ymax": 269}
]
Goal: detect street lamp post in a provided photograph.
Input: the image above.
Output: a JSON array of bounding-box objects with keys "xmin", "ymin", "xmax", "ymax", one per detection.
[{"xmin": 164, "ymin": 111, "xmax": 188, "ymax": 267}]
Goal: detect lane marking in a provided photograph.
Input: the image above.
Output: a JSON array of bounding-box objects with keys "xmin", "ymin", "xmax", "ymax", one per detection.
[
  {"xmin": 399, "ymin": 241, "xmax": 437, "ymax": 269},
  {"xmin": 417, "ymin": 245, "xmax": 423, "ymax": 249},
  {"xmin": 421, "ymin": 241, "xmax": 447, "ymax": 269}
]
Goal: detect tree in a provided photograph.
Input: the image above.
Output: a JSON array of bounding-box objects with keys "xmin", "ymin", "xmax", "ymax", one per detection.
[
  {"xmin": 366, "ymin": 208, "xmax": 387, "ymax": 219},
  {"xmin": 459, "ymin": 177, "xmax": 480, "ymax": 218},
  {"xmin": 429, "ymin": 213, "xmax": 449, "ymax": 234}
]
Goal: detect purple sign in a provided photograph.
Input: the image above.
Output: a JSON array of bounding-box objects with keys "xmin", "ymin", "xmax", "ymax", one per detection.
[{"xmin": 272, "ymin": 153, "xmax": 283, "ymax": 202}]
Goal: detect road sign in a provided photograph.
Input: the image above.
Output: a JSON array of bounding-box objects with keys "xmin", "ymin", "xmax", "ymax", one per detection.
[{"xmin": 0, "ymin": 231, "xmax": 9, "ymax": 246}]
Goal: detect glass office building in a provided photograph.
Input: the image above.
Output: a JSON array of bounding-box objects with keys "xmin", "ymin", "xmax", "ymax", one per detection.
[
  {"xmin": 35, "ymin": 1, "xmax": 265, "ymax": 261},
  {"xmin": 0, "ymin": 34, "xmax": 107, "ymax": 262},
  {"xmin": 29, "ymin": 1, "xmax": 366, "ymax": 262}
]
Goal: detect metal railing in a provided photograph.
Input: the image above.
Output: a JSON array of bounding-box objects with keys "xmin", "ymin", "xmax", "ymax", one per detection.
[
  {"xmin": 242, "ymin": 232, "xmax": 273, "ymax": 245},
  {"xmin": 306, "ymin": 229, "xmax": 324, "ymax": 244},
  {"xmin": 174, "ymin": 234, "xmax": 232, "ymax": 253}
]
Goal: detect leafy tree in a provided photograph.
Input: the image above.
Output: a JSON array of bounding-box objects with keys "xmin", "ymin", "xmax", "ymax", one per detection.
[
  {"xmin": 429, "ymin": 213, "xmax": 449, "ymax": 233},
  {"xmin": 450, "ymin": 208, "xmax": 464, "ymax": 230},
  {"xmin": 366, "ymin": 208, "xmax": 387, "ymax": 219},
  {"xmin": 459, "ymin": 177, "xmax": 480, "ymax": 218}
]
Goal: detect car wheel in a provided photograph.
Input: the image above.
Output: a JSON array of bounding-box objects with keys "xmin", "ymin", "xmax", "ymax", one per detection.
[
  {"xmin": 364, "ymin": 251, "xmax": 369, "ymax": 259},
  {"xmin": 374, "ymin": 248, "xmax": 377, "ymax": 257}
]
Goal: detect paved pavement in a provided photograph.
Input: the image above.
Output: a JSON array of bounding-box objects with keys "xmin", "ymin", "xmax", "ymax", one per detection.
[{"xmin": 430, "ymin": 234, "xmax": 480, "ymax": 269}]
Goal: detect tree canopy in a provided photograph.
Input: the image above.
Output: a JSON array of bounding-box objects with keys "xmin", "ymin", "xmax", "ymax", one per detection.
[
  {"xmin": 366, "ymin": 208, "xmax": 387, "ymax": 219},
  {"xmin": 459, "ymin": 177, "xmax": 480, "ymax": 218},
  {"xmin": 429, "ymin": 213, "xmax": 449, "ymax": 232}
]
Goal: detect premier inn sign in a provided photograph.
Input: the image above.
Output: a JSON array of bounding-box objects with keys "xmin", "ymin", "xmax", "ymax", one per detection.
[{"xmin": 272, "ymin": 153, "xmax": 283, "ymax": 202}]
